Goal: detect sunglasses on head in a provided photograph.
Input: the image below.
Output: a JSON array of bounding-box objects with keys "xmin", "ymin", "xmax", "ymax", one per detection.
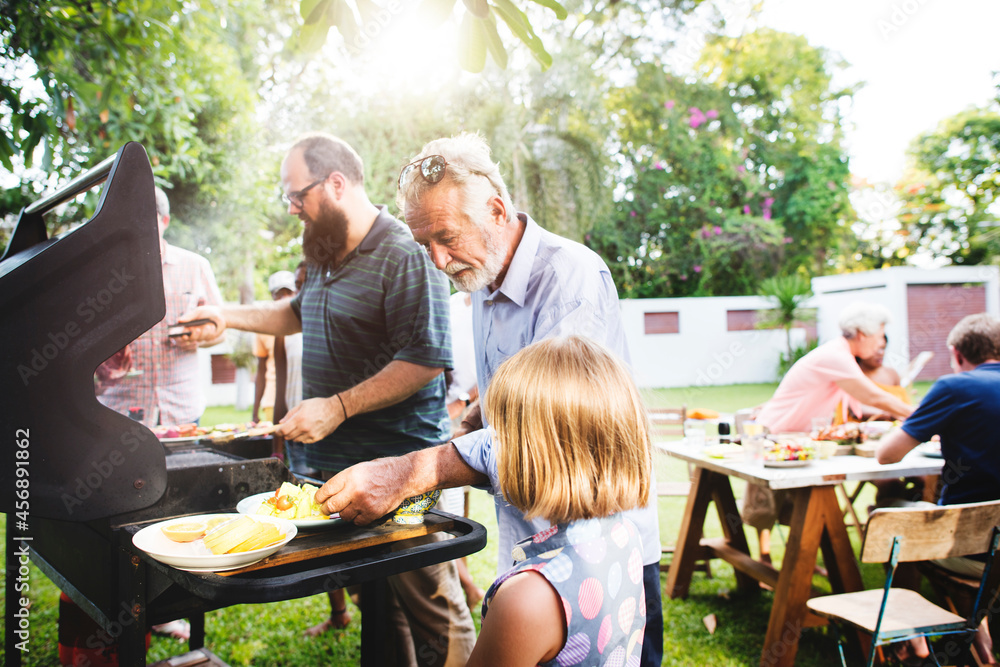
[{"xmin": 398, "ymin": 155, "xmax": 449, "ymax": 189}]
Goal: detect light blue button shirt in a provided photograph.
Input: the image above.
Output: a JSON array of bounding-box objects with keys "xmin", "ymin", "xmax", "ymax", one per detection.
[{"xmin": 453, "ymin": 214, "xmax": 661, "ymax": 573}]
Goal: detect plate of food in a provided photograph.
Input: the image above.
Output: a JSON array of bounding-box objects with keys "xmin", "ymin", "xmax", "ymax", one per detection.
[
  {"xmin": 860, "ymin": 421, "xmax": 896, "ymax": 439},
  {"xmin": 132, "ymin": 513, "xmax": 296, "ymax": 572},
  {"xmin": 763, "ymin": 440, "xmax": 815, "ymax": 467},
  {"xmin": 763, "ymin": 459, "xmax": 812, "ymax": 468},
  {"xmin": 236, "ymin": 482, "xmax": 339, "ymax": 528},
  {"xmin": 702, "ymin": 443, "xmax": 745, "ymax": 459},
  {"xmin": 814, "ymin": 422, "xmax": 866, "ymax": 446}
]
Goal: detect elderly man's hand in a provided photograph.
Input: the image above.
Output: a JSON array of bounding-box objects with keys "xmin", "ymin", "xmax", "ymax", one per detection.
[
  {"xmin": 176, "ymin": 306, "xmax": 225, "ymax": 343},
  {"xmin": 315, "ymin": 458, "xmax": 413, "ymax": 525},
  {"xmin": 278, "ymin": 396, "xmax": 343, "ymax": 444}
]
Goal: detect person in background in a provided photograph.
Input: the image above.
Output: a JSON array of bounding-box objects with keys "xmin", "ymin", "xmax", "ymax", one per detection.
[
  {"xmin": 877, "ymin": 313, "xmax": 1000, "ymax": 665},
  {"xmin": 313, "ymin": 132, "xmax": 664, "ymax": 667},
  {"xmin": 180, "ymin": 133, "xmax": 473, "ymax": 664},
  {"xmin": 746, "ymin": 302, "xmax": 914, "ymax": 563},
  {"xmin": 857, "ymin": 335, "xmax": 907, "ymax": 401},
  {"xmin": 439, "ymin": 289, "xmax": 485, "ymax": 608},
  {"xmin": 846, "ymin": 335, "xmax": 929, "ymax": 506},
  {"xmin": 252, "ymin": 271, "xmax": 297, "ymax": 426},
  {"xmin": 95, "ymin": 185, "xmax": 224, "ymax": 642},
  {"xmin": 444, "ymin": 291, "xmax": 478, "ymax": 422},
  {"xmin": 98, "ymin": 186, "xmax": 224, "ymax": 428},
  {"xmin": 467, "ymin": 336, "xmax": 649, "ymax": 667}
]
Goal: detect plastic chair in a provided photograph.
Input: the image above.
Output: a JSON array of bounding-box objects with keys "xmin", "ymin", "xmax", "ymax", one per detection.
[{"xmin": 806, "ymin": 500, "xmax": 1000, "ymax": 667}]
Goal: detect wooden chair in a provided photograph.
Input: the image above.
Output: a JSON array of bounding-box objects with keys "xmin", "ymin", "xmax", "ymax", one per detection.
[
  {"xmin": 806, "ymin": 500, "xmax": 1000, "ymax": 667},
  {"xmin": 649, "ymin": 406, "xmax": 691, "ymax": 500},
  {"xmin": 648, "ymin": 406, "xmax": 686, "ymax": 442}
]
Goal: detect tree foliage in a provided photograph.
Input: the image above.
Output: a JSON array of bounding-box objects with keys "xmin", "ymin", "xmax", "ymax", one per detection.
[
  {"xmin": 895, "ymin": 107, "xmax": 1000, "ymax": 265},
  {"xmin": 756, "ymin": 273, "xmax": 815, "ymax": 371},
  {"xmin": 295, "ymin": 0, "xmax": 569, "ymax": 72},
  {"xmin": 1, "ymin": 0, "xmax": 296, "ymax": 300},
  {"xmin": 589, "ymin": 29, "xmax": 855, "ymax": 298}
]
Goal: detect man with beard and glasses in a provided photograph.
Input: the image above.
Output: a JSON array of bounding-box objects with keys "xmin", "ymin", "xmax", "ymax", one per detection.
[
  {"xmin": 312, "ymin": 132, "xmax": 665, "ymax": 667},
  {"xmin": 180, "ymin": 133, "xmax": 475, "ymax": 666}
]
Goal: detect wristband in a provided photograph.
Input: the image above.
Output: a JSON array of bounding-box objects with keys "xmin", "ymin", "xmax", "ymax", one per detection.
[{"xmin": 336, "ymin": 393, "xmax": 349, "ymax": 420}]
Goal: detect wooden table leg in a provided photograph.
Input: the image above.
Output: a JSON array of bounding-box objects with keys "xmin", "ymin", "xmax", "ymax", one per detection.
[
  {"xmin": 665, "ymin": 467, "xmax": 714, "ymax": 599},
  {"xmin": 760, "ymin": 486, "xmax": 864, "ymax": 667},
  {"xmin": 709, "ymin": 474, "xmax": 757, "ymax": 594},
  {"xmin": 666, "ymin": 468, "xmax": 758, "ymax": 598}
]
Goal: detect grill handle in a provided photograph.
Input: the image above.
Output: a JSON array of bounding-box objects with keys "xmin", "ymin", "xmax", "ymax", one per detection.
[{"xmin": 24, "ymin": 153, "xmax": 117, "ymax": 216}]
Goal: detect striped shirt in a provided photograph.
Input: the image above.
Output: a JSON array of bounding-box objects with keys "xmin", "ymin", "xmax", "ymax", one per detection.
[
  {"xmin": 98, "ymin": 243, "xmax": 222, "ymax": 426},
  {"xmin": 290, "ymin": 208, "xmax": 452, "ymax": 472}
]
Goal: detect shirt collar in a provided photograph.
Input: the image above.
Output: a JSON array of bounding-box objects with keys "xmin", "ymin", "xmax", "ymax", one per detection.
[
  {"xmin": 162, "ymin": 242, "xmax": 180, "ymax": 265},
  {"xmin": 356, "ymin": 205, "xmax": 395, "ymax": 254},
  {"xmin": 492, "ymin": 212, "xmax": 538, "ymax": 307},
  {"xmin": 322, "ymin": 207, "xmax": 395, "ymax": 284}
]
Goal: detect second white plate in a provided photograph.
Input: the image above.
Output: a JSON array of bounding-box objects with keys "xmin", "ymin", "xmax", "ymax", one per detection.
[
  {"xmin": 236, "ymin": 492, "xmax": 340, "ymax": 528},
  {"xmin": 763, "ymin": 459, "xmax": 812, "ymax": 468}
]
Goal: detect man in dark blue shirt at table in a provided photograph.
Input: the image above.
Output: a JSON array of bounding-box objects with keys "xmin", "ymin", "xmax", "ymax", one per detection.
[
  {"xmin": 877, "ymin": 312, "xmax": 1000, "ymax": 664},
  {"xmin": 877, "ymin": 313, "xmax": 1000, "ymax": 503}
]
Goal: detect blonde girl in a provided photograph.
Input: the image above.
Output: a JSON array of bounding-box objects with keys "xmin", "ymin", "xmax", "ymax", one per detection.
[{"xmin": 467, "ymin": 335, "xmax": 651, "ymax": 667}]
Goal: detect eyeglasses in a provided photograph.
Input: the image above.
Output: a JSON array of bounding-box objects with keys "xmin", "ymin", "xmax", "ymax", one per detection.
[
  {"xmin": 281, "ymin": 175, "xmax": 328, "ymax": 208},
  {"xmin": 398, "ymin": 155, "xmax": 449, "ymax": 189}
]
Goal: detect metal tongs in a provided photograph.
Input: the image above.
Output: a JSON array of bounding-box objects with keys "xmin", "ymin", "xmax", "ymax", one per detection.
[{"xmin": 166, "ymin": 318, "xmax": 216, "ymax": 338}]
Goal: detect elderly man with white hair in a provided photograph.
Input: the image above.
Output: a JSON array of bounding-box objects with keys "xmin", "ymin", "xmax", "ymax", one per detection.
[{"xmin": 756, "ymin": 301, "xmax": 914, "ymax": 433}]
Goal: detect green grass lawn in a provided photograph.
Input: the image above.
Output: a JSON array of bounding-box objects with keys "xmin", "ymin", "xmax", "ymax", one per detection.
[{"xmin": 0, "ymin": 384, "xmax": 942, "ymax": 666}]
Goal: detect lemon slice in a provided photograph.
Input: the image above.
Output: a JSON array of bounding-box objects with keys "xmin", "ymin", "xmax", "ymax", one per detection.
[{"xmin": 161, "ymin": 521, "xmax": 208, "ymax": 543}]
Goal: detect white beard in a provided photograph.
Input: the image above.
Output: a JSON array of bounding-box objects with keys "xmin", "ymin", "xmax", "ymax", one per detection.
[{"xmin": 445, "ymin": 225, "xmax": 505, "ymax": 293}]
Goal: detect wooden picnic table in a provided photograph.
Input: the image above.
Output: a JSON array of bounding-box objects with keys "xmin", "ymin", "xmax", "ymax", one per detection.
[{"xmin": 658, "ymin": 440, "xmax": 944, "ymax": 667}]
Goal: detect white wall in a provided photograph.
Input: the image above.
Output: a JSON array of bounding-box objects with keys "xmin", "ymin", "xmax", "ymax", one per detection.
[{"xmin": 620, "ymin": 295, "xmax": 807, "ymax": 388}]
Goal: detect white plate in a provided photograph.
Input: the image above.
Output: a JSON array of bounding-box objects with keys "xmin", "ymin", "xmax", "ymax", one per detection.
[
  {"xmin": 860, "ymin": 421, "xmax": 895, "ymax": 438},
  {"xmin": 236, "ymin": 492, "xmax": 340, "ymax": 528},
  {"xmin": 132, "ymin": 514, "xmax": 296, "ymax": 572},
  {"xmin": 915, "ymin": 442, "xmax": 943, "ymax": 458},
  {"xmin": 763, "ymin": 459, "xmax": 812, "ymax": 468}
]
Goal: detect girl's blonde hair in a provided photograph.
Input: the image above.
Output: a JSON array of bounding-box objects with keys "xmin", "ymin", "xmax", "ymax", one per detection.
[{"xmin": 484, "ymin": 335, "xmax": 651, "ymax": 524}]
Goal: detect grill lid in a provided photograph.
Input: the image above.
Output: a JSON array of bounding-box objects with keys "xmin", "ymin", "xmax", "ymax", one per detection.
[{"xmin": 1, "ymin": 142, "xmax": 168, "ymax": 521}]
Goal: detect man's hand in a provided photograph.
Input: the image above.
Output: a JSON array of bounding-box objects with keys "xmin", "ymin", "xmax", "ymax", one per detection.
[
  {"xmin": 278, "ymin": 396, "xmax": 344, "ymax": 444},
  {"xmin": 315, "ymin": 458, "xmax": 414, "ymax": 524},
  {"xmin": 453, "ymin": 401, "xmax": 483, "ymax": 439},
  {"xmin": 176, "ymin": 306, "xmax": 225, "ymax": 343},
  {"xmin": 171, "ymin": 336, "xmax": 200, "ymax": 352}
]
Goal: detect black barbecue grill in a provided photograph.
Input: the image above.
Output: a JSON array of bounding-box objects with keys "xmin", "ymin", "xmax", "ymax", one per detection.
[{"xmin": 2, "ymin": 143, "xmax": 486, "ymax": 666}]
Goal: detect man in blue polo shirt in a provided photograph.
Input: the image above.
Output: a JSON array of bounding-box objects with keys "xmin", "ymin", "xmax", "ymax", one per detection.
[
  {"xmin": 877, "ymin": 312, "xmax": 1000, "ymax": 664},
  {"xmin": 183, "ymin": 133, "xmax": 475, "ymax": 665},
  {"xmin": 315, "ymin": 132, "xmax": 664, "ymax": 667}
]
